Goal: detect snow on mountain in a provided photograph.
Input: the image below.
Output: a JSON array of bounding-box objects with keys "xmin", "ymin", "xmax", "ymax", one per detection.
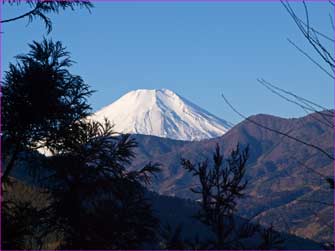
[{"xmin": 90, "ymin": 89, "xmax": 232, "ymax": 141}]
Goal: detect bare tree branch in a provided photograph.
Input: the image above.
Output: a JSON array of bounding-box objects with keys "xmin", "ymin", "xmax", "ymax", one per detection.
[
  {"xmin": 257, "ymin": 79, "xmax": 334, "ymax": 129},
  {"xmin": 281, "ymin": 0, "xmax": 335, "ymax": 78},
  {"xmin": 221, "ymin": 94, "xmax": 334, "ymax": 161},
  {"xmin": 287, "ymin": 39, "xmax": 334, "ymax": 79},
  {"xmin": 257, "ymin": 79, "xmax": 332, "ymax": 113}
]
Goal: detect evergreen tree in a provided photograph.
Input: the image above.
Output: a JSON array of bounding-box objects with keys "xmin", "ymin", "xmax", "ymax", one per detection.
[
  {"xmin": 258, "ymin": 225, "xmax": 284, "ymax": 250},
  {"xmin": 182, "ymin": 144, "xmax": 284, "ymax": 249},
  {"xmin": 1, "ymin": 179, "xmax": 51, "ymax": 250},
  {"xmin": 159, "ymin": 224, "xmax": 186, "ymax": 250},
  {"xmin": 2, "ymin": 200, "xmax": 35, "ymax": 250},
  {"xmin": 2, "ymin": 38, "xmax": 160, "ymax": 249},
  {"xmin": 2, "ymin": 38, "xmax": 93, "ymax": 182},
  {"xmin": 182, "ymin": 144, "xmax": 249, "ymax": 249},
  {"xmin": 44, "ymin": 119, "xmax": 160, "ymax": 249}
]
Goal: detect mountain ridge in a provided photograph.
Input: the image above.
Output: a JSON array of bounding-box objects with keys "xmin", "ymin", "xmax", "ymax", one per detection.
[
  {"xmin": 9, "ymin": 111, "xmax": 333, "ymax": 246},
  {"xmin": 130, "ymin": 111, "xmax": 333, "ymax": 244}
]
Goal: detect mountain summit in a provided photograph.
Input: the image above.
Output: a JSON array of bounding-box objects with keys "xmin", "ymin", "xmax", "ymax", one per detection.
[{"xmin": 91, "ymin": 89, "xmax": 232, "ymax": 141}]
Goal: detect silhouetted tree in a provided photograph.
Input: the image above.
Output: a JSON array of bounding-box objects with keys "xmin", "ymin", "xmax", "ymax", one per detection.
[
  {"xmin": 182, "ymin": 144, "xmax": 249, "ymax": 249},
  {"xmin": 44, "ymin": 119, "xmax": 160, "ymax": 249},
  {"xmin": 159, "ymin": 224, "xmax": 187, "ymax": 250},
  {"xmin": 186, "ymin": 235, "xmax": 212, "ymax": 250},
  {"xmin": 2, "ymin": 36, "xmax": 161, "ymax": 249},
  {"xmin": 258, "ymin": 225, "xmax": 284, "ymax": 250},
  {"xmin": 1, "ymin": 0, "xmax": 93, "ymax": 33},
  {"xmin": 182, "ymin": 144, "xmax": 285, "ymax": 249},
  {"xmin": 1, "ymin": 200, "xmax": 51, "ymax": 250},
  {"xmin": 2, "ymin": 38, "xmax": 93, "ymax": 182}
]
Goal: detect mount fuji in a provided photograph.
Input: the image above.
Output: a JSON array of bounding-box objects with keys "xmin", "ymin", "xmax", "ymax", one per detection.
[{"xmin": 90, "ymin": 89, "xmax": 232, "ymax": 141}]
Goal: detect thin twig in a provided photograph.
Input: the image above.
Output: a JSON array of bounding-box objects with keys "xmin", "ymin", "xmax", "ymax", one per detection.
[
  {"xmin": 257, "ymin": 79, "xmax": 334, "ymax": 128},
  {"xmin": 221, "ymin": 94, "xmax": 334, "ymax": 161},
  {"xmin": 287, "ymin": 39, "xmax": 334, "ymax": 79}
]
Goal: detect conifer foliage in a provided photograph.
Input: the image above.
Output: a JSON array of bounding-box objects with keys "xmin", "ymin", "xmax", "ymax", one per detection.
[
  {"xmin": 44, "ymin": 119, "xmax": 160, "ymax": 249},
  {"xmin": 1, "ymin": 1, "xmax": 93, "ymax": 33},
  {"xmin": 2, "ymin": 39, "xmax": 160, "ymax": 249},
  {"xmin": 182, "ymin": 144, "xmax": 249, "ymax": 249},
  {"xmin": 2, "ymin": 38, "xmax": 93, "ymax": 181}
]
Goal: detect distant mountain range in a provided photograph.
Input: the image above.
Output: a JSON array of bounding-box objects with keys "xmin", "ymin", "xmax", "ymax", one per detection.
[
  {"xmin": 90, "ymin": 90, "xmax": 333, "ymax": 243},
  {"xmin": 15, "ymin": 87, "xmax": 333, "ymax": 247},
  {"xmin": 90, "ymin": 89, "xmax": 232, "ymax": 141},
  {"xmin": 130, "ymin": 111, "xmax": 333, "ymax": 244}
]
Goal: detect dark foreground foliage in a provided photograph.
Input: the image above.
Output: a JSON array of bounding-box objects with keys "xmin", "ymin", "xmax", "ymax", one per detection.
[
  {"xmin": 1, "ymin": 39, "xmax": 159, "ymax": 250},
  {"xmin": 2, "ymin": 38, "xmax": 285, "ymax": 250},
  {"xmin": 2, "ymin": 38, "xmax": 93, "ymax": 182}
]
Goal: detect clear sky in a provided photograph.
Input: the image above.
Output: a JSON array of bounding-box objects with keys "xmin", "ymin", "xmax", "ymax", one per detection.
[{"xmin": 1, "ymin": 1, "xmax": 334, "ymax": 124}]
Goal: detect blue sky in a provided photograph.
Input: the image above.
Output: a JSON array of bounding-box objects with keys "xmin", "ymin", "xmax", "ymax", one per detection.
[{"xmin": 1, "ymin": 1, "xmax": 334, "ymax": 124}]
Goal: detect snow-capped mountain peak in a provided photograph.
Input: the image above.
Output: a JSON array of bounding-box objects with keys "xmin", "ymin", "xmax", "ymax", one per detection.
[{"xmin": 90, "ymin": 89, "xmax": 232, "ymax": 141}]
